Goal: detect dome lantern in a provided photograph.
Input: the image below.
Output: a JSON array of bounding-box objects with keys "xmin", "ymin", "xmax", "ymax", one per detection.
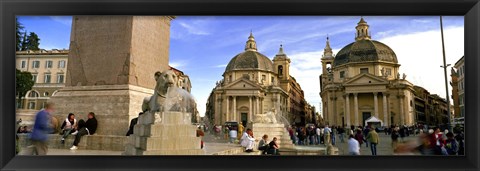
[
  {"xmin": 245, "ymin": 31, "xmax": 258, "ymax": 51},
  {"xmin": 355, "ymin": 17, "xmax": 371, "ymax": 41}
]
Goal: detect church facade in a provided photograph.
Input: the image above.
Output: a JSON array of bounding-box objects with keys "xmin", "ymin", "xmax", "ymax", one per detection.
[
  {"xmin": 320, "ymin": 18, "xmax": 417, "ymax": 128},
  {"xmin": 207, "ymin": 32, "xmax": 310, "ymax": 127}
]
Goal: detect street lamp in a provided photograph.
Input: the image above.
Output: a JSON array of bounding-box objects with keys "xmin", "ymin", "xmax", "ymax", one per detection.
[{"xmin": 440, "ymin": 16, "xmax": 452, "ymax": 132}]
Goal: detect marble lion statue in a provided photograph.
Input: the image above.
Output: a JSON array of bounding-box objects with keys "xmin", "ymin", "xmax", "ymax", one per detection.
[
  {"xmin": 254, "ymin": 108, "xmax": 277, "ymax": 124},
  {"xmin": 142, "ymin": 69, "xmax": 178, "ymax": 113}
]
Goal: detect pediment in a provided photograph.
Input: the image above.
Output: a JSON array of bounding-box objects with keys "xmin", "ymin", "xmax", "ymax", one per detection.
[
  {"xmin": 224, "ymin": 78, "xmax": 261, "ymax": 89},
  {"xmin": 344, "ymin": 73, "xmax": 388, "ymax": 85}
]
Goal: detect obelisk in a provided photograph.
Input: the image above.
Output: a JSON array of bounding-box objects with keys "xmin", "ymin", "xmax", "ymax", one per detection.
[{"xmin": 49, "ymin": 16, "xmax": 175, "ymax": 136}]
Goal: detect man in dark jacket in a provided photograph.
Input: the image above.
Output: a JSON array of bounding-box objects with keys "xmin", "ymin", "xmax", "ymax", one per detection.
[{"xmin": 70, "ymin": 112, "xmax": 97, "ymax": 150}]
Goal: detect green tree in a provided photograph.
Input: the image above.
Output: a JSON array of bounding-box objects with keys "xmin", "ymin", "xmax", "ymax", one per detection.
[
  {"xmin": 16, "ymin": 18, "xmax": 24, "ymax": 51},
  {"xmin": 24, "ymin": 32, "xmax": 41, "ymax": 51},
  {"xmin": 16, "ymin": 69, "xmax": 34, "ymax": 109},
  {"xmin": 21, "ymin": 31, "xmax": 28, "ymax": 51}
]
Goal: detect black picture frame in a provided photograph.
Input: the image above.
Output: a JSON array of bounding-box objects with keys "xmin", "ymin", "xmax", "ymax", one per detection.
[{"xmin": 1, "ymin": 0, "xmax": 479, "ymax": 170}]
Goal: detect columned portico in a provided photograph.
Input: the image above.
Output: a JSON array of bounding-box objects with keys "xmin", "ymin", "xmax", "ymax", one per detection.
[
  {"xmin": 344, "ymin": 93, "xmax": 351, "ymax": 127},
  {"xmin": 256, "ymin": 96, "xmax": 260, "ymax": 114},
  {"xmin": 226, "ymin": 96, "xmax": 230, "ymax": 121},
  {"xmin": 233, "ymin": 96, "xmax": 237, "ymax": 121},
  {"xmin": 398, "ymin": 95, "xmax": 405, "ymax": 125},
  {"xmin": 383, "ymin": 93, "xmax": 389, "ymax": 127},
  {"xmin": 353, "ymin": 93, "xmax": 359, "ymax": 126},
  {"xmin": 249, "ymin": 96, "xmax": 253, "ymax": 122},
  {"xmin": 373, "ymin": 92, "xmax": 379, "ymax": 118}
]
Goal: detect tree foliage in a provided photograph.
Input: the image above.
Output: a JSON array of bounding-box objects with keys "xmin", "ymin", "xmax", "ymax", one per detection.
[
  {"xmin": 16, "ymin": 69, "xmax": 34, "ymax": 108},
  {"xmin": 24, "ymin": 32, "xmax": 41, "ymax": 51},
  {"xmin": 16, "ymin": 18, "xmax": 24, "ymax": 51}
]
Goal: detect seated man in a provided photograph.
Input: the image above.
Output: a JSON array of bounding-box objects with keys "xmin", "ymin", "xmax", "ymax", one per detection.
[
  {"xmin": 70, "ymin": 112, "xmax": 97, "ymax": 150},
  {"xmin": 240, "ymin": 129, "xmax": 256, "ymax": 152},
  {"xmin": 267, "ymin": 137, "xmax": 280, "ymax": 155},
  {"xmin": 258, "ymin": 134, "xmax": 270, "ymax": 155},
  {"xmin": 126, "ymin": 112, "xmax": 143, "ymax": 136}
]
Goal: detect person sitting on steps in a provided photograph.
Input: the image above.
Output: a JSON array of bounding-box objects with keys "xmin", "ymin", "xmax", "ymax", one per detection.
[
  {"xmin": 60, "ymin": 113, "xmax": 77, "ymax": 144},
  {"xmin": 70, "ymin": 112, "xmax": 97, "ymax": 150},
  {"xmin": 258, "ymin": 134, "xmax": 270, "ymax": 155}
]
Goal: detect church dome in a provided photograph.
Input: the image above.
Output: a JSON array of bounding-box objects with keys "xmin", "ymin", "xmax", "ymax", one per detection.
[
  {"xmin": 332, "ymin": 17, "xmax": 398, "ymax": 67},
  {"xmin": 225, "ymin": 32, "xmax": 274, "ymax": 73},
  {"xmin": 225, "ymin": 50, "xmax": 274, "ymax": 73},
  {"xmin": 333, "ymin": 39, "xmax": 398, "ymax": 67}
]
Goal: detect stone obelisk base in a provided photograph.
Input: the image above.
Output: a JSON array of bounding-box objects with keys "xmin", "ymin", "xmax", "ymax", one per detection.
[
  {"xmin": 48, "ymin": 85, "xmax": 153, "ymax": 136},
  {"xmin": 123, "ymin": 111, "xmax": 204, "ymax": 155},
  {"xmin": 252, "ymin": 123, "xmax": 295, "ymax": 150}
]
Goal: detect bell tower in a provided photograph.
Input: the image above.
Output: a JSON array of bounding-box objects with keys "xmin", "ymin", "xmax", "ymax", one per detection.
[{"xmin": 273, "ymin": 44, "xmax": 290, "ymax": 80}]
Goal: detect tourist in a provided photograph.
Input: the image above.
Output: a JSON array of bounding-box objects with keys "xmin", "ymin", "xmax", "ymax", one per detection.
[
  {"xmin": 241, "ymin": 129, "xmax": 256, "ymax": 152},
  {"xmin": 298, "ymin": 127, "xmax": 306, "ymax": 145},
  {"xmin": 324, "ymin": 125, "xmax": 332, "ymax": 145},
  {"xmin": 268, "ymin": 137, "xmax": 280, "ymax": 155},
  {"xmin": 229, "ymin": 126, "xmax": 238, "ymax": 143},
  {"xmin": 17, "ymin": 126, "xmax": 26, "ymax": 133},
  {"xmin": 455, "ymin": 131, "xmax": 465, "ymax": 155},
  {"xmin": 399, "ymin": 126, "xmax": 406, "ymax": 142},
  {"xmin": 60, "ymin": 113, "xmax": 78, "ymax": 144},
  {"xmin": 214, "ymin": 124, "xmax": 221, "ymax": 138},
  {"xmin": 320, "ymin": 126, "xmax": 325, "ymax": 144},
  {"xmin": 307, "ymin": 126, "xmax": 315, "ymax": 145},
  {"xmin": 70, "ymin": 112, "xmax": 97, "ymax": 150},
  {"xmin": 238, "ymin": 122, "xmax": 244, "ymax": 140},
  {"xmin": 338, "ymin": 126, "xmax": 345, "ymax": 143},
  {"xmin": 315, "ymin": 126, "xmax": 321, "ymax": 145},
  {"xmin": 394, "ymin": 133, "xmax": 435, "ymax": 155},
  {"xmin": 288, "ymin": 126, "xmax": 295, "ymax": 144},
  {"xmin": 391, "ymin": 128, "xmax": 400, "ymax": 150},
  {"xmin": 363, "ymin": 126, "xmax": 370, "ymax": 147},
  {"xmin": 366, "ymin": 127, "xmax": 379, "ymax": 155},
  {"xmin": 126, "ymin": 112, "xmax": 142, "ymax": 136},
  {"xmin": 258, "ymin": 134, "xmax": 270, "ymax": 155},
  {"xmin": 196, "ymin": 126, "xmax": 205, "ymax": 149},
  {"xmin": 444, "ymin": 132, "xmax": 458, "ymax": 155},
  {"xmin": 331, "ymin": 126, "xmax": 337, "ymax": 145},
  {"xmin": 347, "ymin": 134, "xmax": 360, "ymax": 155},
  {"xmin": 224, "ymin": 126, "xmax": 229, "ymax": 140},
  {"xmin": 430, "ymin": 127, "xmax": 444, "ymax": 155},
  {"xmin": 28, "ymin": 102, "xmax": 55, "ymax": 155},
  {"xmin": 354, "ymin": 129, "xmax": 365, "ymax": 146}
]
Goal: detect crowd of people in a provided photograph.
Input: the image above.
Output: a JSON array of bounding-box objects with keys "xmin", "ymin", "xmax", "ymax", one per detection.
[{"xmin": 211, "ymin": 123, "xmax": 280, "ymax": 155}]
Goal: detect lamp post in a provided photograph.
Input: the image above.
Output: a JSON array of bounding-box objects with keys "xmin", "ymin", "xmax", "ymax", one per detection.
[{"xmin": 440, "ymin": 16, "xmax": 452, "ymax": 132}]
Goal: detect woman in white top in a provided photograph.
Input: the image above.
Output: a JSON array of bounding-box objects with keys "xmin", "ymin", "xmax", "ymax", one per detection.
[
  {"xmin": 348, "ymin": 134, "xmax": 360, "ymax": 155},
  {"xmin": 60, "ymin": 113, "xmax": 77, "ymax": 144}
]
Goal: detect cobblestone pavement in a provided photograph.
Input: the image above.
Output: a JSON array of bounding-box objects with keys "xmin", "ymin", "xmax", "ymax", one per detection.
[
  {"xmin": 332, "ymin": 133, "xmax": 418, "ymax": 155},
  {"xmin": 43, "ymin": 131, "xmax": 242, "ymax": 155}
]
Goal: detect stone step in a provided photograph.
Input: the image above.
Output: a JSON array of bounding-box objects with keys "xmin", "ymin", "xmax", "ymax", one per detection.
[{"xmin": 17, "ymin": 134, "xmax": 128, "ymax": 151}]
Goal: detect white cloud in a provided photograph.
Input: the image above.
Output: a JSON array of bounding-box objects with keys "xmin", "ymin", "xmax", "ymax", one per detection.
[
  {"xmin": 178, "ymin": 22, "xmax": 210, "ymax": 35},
  {"xmin": 49, "ymin": 16, "xmax": 72, "ymax": 26},
  {"xmin": 169, "ymin": 60, "xmax": 188, "ymax": 69},
  {"xmin": 214, "ymin": 64, "xmax": 228, "ymax": 68},
  {"xmin": 379, "ymin": 26, "xmax": 464, "ymax": 100}
]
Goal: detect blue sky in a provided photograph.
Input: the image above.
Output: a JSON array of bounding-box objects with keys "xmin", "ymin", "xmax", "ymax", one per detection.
[{"xmin": 18, "ymin": 16, "xmax": 464, "ymax": 117}]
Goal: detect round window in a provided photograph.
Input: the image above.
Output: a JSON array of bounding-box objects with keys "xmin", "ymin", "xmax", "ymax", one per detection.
[{"xmin": 44, "ymin": 92, "xmax": 49, "ymax": 97}]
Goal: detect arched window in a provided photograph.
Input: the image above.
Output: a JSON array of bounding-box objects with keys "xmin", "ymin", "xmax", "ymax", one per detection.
[
  {"xmin": 278, "ymin": 65, "xmax": 283, "ymax": 75},
  {"xmin": 28, "ymin": 91, "xmax": 39, "ymax": 98}
]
